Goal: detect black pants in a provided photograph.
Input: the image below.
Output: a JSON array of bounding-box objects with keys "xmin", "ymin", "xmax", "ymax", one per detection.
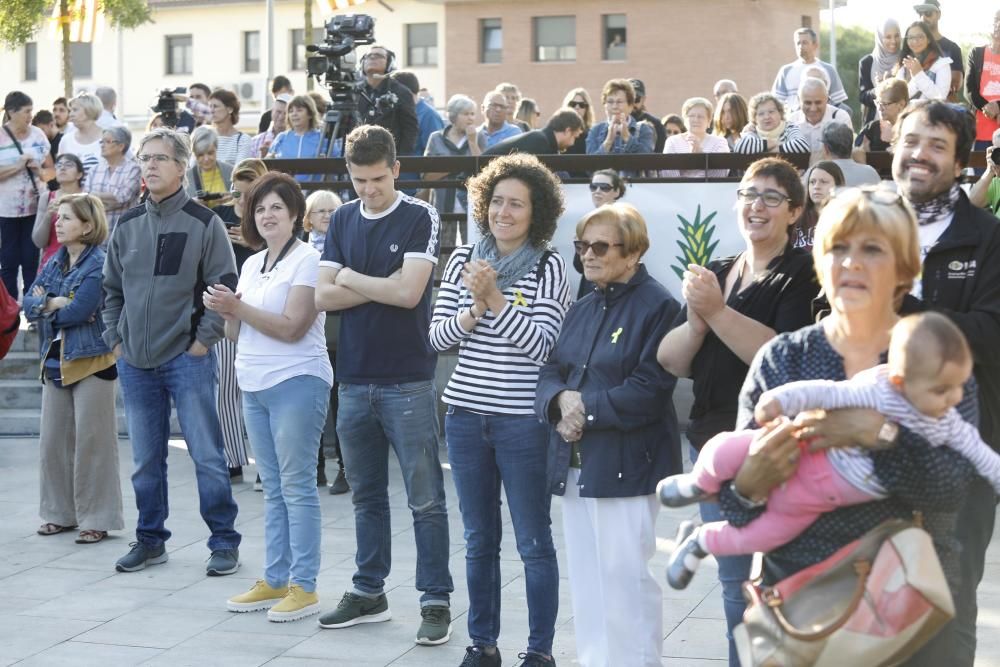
[{"xmin": 0, "ymin": 214, "xmax": 39, "ymax": 299}]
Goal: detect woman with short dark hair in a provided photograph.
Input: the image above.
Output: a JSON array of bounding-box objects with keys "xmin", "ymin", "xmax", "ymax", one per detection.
[
  {"xmin": 33, "ymin": 153, "xmax": 84, "ymax": 268},
  {"xmin": 431, "ymin": 153, "xmax": 569, "ymax": 667},
  {"xmin": 23, "ymin": 193, "xmax": 123, "ymax": 545},
  {"xmin": 210, "ymin": 89, "xmax": 253, "ymax": 164},
  {"xmin": 896, "ymin": 21, "xmax": 951, "ymax": 101},
  {"xmin": 586, "ymin": 79, "xmax": 655, "ymax": 154},
  {"xmin": 538, "ymin": 202, "xmax": 682, "ymax": 666},
  {"xmin": 205, "ymin": 172, "xmax": 332, "ymax": 623},
  {"xmin": 733, "ymin": 93, "xmax": 810, "ymax": 156},
  {"xmin": 1, "ymin": 91, "xmax": 52, "ymax": 299},
  {"xmin": 268, "ymin": 96, "xmax": 325, "ymax": 180}
]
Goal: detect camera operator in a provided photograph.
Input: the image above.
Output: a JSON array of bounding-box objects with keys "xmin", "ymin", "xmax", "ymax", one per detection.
[
  {"xmin": 357, "ymin": 45, "xmax": 418, "ymax": 155},
  {"xmin": 970, "ymin": 127, "xmax": 1000, "ymax": 217}
]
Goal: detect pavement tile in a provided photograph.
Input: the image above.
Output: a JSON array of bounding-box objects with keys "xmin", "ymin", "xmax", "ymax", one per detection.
[
  {"xmin": 13, "ymin": 640, "xmax": 163, "ymax": 666},
  {"xmin": 0, "ymin": 614, "xmax": 99, "ymax": 663},
  {"xmin": 72, "ymin": 606, "xmax": 231, "ymax": 649}
]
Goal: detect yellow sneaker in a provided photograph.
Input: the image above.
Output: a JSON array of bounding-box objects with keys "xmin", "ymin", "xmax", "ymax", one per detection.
[
  {"xmin": 267, "ymin": 584, "xmax": 321, "ymax": 622},
  {"xmin": 227, "ymin": 580, "xmax": 288, "ymax": 613}
]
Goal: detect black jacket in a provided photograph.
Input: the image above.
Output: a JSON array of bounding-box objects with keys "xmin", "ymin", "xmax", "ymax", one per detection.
[
  {"xmin": 967, "ymin": 46, "xmax": 989, "ymax": 111},
  {"xmin": 858, "ymin": 54, "xmax": 878, "ymax": 127},
  {"xmin": 536, "ymin": 265, "xmax": 683, "ymax": 497},
  {"xmin": 482, "ymin": 128, "xmax": 559, "ymax": 156},
  {"xmin": 357, "ymin": 78, "xmax": 418, "ymax": 155},
  {"xmin": 914, "ymin": 191, "xmax": 1000, "ymax": 450}
]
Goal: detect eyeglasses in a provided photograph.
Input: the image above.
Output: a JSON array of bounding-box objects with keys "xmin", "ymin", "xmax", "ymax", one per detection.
[
  {"xmin": 310, "ymin": 208, "xmax": 336, "ymax": 217},
  {"xmin": 55, "ymin": 160, "xmax": 76, "ymax": 168},
  {"xmin": 366, "ymin": 52, "xmax": 388, "ymax": 60},
  {"xmin": 487, "ymin": 103, "xmax": 507, "ymax": 111},
  {"xmin": 569, "ymin": 101, "xmax": 589, "ymax": 109},
  {"xmin": 137, "ymin": 153, "xmax": 174, "ymax": 164},
  {"xmin": 589, "ymin": 182, "xmax": 615, "ymax": 193},
  {"xmin": 573, "ymin": 240, "xmax": 624, "ymax": 257},
  {"xmin": 737, "ymin": 188, "xmax": 791, "ymax": 208},
  {"xmin": 906, "ymin": 34, "xmax": 928, "ymax": 42},
  {"xmin": 876, "ymin": 98, "xmax": 901, "ymax": 107},
  {"xmin": 229, "ymin": 190, "xmax": 243, "ymax": 200}
]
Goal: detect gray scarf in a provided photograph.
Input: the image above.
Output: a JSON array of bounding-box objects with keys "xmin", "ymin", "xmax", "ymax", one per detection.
[
  {"xmin": 469, "ymin": 235, "xmax": 546, "ymax": 291},
  {"xmin": 909, "ymin": 183, "xmax": 961, "ymax": 226}
]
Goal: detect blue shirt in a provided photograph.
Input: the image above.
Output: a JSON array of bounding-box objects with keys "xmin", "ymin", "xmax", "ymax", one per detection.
[
  {"xmin": 478, "ymin": 122, "xmax": 522, "ymax": 148},
  {"xmin": 415, "ymin": 99, "xmax": 444, "ymax": 156},
  {"xmin": 319, "ymin": 192, "xmax": 441, "ymax": 384},
  {"xmin": 270, "ymin": 129, "xmax": 327, "ymax": 181}
]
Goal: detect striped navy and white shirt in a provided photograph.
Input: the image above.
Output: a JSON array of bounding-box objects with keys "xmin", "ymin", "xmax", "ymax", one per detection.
[
  {"xmin": 765, "ymin": 364, "xmax": 1000, "ymax": 495},
  {"xmin": 430, "ymin": 244, "xmax": 570, "ymax": 415}
]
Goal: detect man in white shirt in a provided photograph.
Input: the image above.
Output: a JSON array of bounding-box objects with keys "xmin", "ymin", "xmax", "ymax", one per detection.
[
  {"xmin": 789, "ymin": 78, "xmax": 853, "ymax": 165},
  {"xmin": 772, "ymin": 28, "xmax": 848, "ymax": 114},
  {"xmin": 94, "ymin": 86, "xmax": 125, "ymax": 130}
]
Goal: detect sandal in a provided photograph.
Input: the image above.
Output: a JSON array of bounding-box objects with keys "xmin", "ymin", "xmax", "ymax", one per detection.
[
  {"xmin": 37, "ymin": 523, "xmax": 77, "ymax": 536},
  {"xmin": 75, "ymin": 530, "xmax": 108, "ymax": 544}
]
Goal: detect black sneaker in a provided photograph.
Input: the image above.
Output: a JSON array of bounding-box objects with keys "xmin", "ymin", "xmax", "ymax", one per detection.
[
  {"xmin": 416, "ymin": 604, "xmax": 452, "ymax": 645},
  {"xmin": 317, "ymin": 466, "xmax": 328, "ymax": 487},
  {"xmin": 517, "ymin": 652, "xmax": 555, "ymax": 666},
  {"xmin": 115, "ymin": 541, "xmax": 168, "ymax": 572},
  {"xmin": 254, "ymin": 474, "xmax": 263, "ymax": 492},
  {"xmin": 318, "ymin": 592, "xmax": 391, "ymax": 628},
  {"xmin": 229, "ymin": 466, "xmax": 243, "ymax": 483},
  {"xmin": 328, "ymin": 468, "xmax": 350, "ymax": 495},
  {"xmin": 460, "ymin": 646, "xmax": 501, "ymax": 666},
  {"xmin": 206, "ymin": 548, "xmax": 240, "ymax": 576}
]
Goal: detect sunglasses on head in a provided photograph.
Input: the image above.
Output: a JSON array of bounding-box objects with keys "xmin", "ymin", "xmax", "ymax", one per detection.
[
  {"xmin": 573, "ymin": 240, "xmax": 624, "ymax": 257},
  {"xmin": 569, "ymin": 101, "xmax": 589, "ymax": 109},
  {"xmin": 589, "ymin": 182, "xmax": 615, "ymax": 193}
]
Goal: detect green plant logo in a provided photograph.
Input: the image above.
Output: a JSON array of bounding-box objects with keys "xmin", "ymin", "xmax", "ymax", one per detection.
[{"xmin": 672, "ymin": 205, "xmax": 719, "ymax": 279}]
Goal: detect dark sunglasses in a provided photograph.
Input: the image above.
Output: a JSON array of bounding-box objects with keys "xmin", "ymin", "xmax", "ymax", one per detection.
[
  {"xmin": 573, "ymin": 240, "xmax": 624, "ymax": 257},
  {"xmin": 569, "ymin": 101, "xmax": 589, "ymax": 109},
  {"xmin": 589, "ymin": 182, "xmax": 615, "ymax": 193}
]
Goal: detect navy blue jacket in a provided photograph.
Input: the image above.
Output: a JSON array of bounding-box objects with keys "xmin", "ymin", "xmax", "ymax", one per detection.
[
  {"xmin": 24, "ymin": 244, "xmax": 112, "ymax": 363},
  {"xmin": 536, "ymin": 265, "xmax": 683, "ymax": 497}
]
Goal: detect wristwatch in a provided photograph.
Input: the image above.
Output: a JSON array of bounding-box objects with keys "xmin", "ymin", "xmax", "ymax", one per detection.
[
  {"xmin": 731, "ymin": 484, "xmax": 767, "ymax": 510},
  {"xmin": 876, "ymin": 420, "xmax": 900, "ymax": 449}
]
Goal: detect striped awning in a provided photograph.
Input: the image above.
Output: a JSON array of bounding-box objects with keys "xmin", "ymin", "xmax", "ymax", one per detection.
[{"xmin": 48, "ymin": 0, "xmax": 105, "ymax": 43}]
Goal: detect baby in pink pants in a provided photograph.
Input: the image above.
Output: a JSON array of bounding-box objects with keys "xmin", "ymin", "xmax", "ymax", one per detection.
[{"xmin": 661, "ymin": 312, "xmax": 1000, "ymax": 590}]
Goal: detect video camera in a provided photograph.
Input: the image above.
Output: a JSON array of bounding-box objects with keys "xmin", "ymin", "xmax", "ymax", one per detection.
[
  {"xmin": 306, "ymin": 14, "xmax": 375, "ymax": 91},
  {"xmin": 151, "ymin": 87, "xmax": 187, "ymax": 128}
]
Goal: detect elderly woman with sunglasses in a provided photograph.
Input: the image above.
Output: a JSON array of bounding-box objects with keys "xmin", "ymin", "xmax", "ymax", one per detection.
[
  {"xmin": 571, "ymin": 169, "xmax": 627, "ymax": 299},
  {"xmin": 430, "ymin": 154, "xmax": 569, "ymax": 666},
  {"xmin": 657, "ymin": 157, "xmax": 818, "ymax": 667},
  {"xmin": 537, "ymin": 202, "xmax": 682, "ymax": 666},
  {"xmin": 85, "ymin": 126, "xmax": 141, "ymax": 235}
]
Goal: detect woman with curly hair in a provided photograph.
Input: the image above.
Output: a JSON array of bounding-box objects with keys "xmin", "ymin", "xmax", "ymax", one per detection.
[{"xmin": 429, "ymin": 153, "xmax": 570, "ymax": 667}]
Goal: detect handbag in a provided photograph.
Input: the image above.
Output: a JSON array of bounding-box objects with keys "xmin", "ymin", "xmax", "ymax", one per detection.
[{"xmin": 732, "ymin": 517, "xmax": 954, "ymax": 667}]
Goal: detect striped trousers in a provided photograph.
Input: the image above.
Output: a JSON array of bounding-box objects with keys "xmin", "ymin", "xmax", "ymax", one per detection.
[{"xmin": 216, "ymin": 336, "xmax": 250, "ymax": 467}]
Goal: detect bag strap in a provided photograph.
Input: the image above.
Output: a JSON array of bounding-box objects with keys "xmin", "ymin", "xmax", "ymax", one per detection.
[
  {"xmin": 765, "ymin": 560, "xmax": 873, "ymax": 641},
  {"xmin": 3, "ymin": 125, "xmax": 39, "ymax": 196}
]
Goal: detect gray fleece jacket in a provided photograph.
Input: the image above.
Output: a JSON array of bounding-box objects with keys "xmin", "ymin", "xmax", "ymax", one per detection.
[{"xmin": 102, "ymin": 188, "xmax": 238, "ymax": 369}]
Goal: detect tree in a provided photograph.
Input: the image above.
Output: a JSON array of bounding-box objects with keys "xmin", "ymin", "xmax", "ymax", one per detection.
[
  {"xmin": 0, "ymin": 0, "xmax": 152, "ymax": 97},
  {"xmin": 821, "ymin": 24, "xmax": 875, "ymax": 126}
]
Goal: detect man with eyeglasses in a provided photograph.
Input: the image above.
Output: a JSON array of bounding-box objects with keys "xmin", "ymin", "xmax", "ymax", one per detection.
[
  {"xmin": 478, "ymin": 91, "xmax": 522, "ymax": 148},
  {"xmin": 84, "ymin": 126, "xmax": 141, "ymax": 236},
  {"xmin": 892, "ymin": 100, "xmax": 1000, "ymax": 664},
  {"xmin": 914, "ymin": 0, "xmax": 964, "ymax": 103},
  {"xmin": 102, "ymin": 127, "xmax": 242, "ymax": 577},
  {"xmin": 357, "ymin": 45, "xmax": 418, "ymax": 155}
]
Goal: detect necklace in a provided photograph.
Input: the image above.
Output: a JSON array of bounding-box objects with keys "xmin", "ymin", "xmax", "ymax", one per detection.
[{"xmin": 261, "ymin": 236, "xmax": 297, "ymax": 274}]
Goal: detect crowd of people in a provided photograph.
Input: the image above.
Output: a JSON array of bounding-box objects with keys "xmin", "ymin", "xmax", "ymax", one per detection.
[{"xmin": 1, "ymin": 3, "xmax": 1000, "ymax": 667}]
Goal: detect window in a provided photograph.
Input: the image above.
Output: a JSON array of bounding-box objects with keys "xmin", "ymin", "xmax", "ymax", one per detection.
[
  {"xmin": 480, "ymin": 18, "xmax": 502, "ymax": 64},
  {"xmin": 166, "ymin": 35, "xmax": 192, "ymax": 75},
  {"xmin": 603, "ymin": 14, "xmax": 626, "ymax": 61},
  {"xmin": 801, "ymin": 15, "xmax": 812, "ymax": 28},
  {"xmin": 243, "ymin": 31, "xmax": 260, "ymax": 73},
  {"xmin": 291, "ymin": 28, "xmax": 325, "ymax": 71},
  {"xmin": 533, "ymin": 16, "xmax": 575, "ymax": 62},
  {"xmin": 70, "ymin": 42, "xmax": 92, "ymax": 78},
  {"xmin": 24, "ymin": 42, "xmax": 37, "ymax": 81},
  {"xmin": 406, "ymin": 23, "xmax": 437, "ymax": 67}
]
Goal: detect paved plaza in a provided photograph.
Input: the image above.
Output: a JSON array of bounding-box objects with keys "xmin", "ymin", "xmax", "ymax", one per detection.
[{"xmin": 0, "ymin": 435, "xmax": 999, "ymax": 666}]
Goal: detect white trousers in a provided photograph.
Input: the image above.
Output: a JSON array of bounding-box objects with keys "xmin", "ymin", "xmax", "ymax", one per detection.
[{"xmin": 561, "ymin": 468, "xmax": 663, "ymax": 667}]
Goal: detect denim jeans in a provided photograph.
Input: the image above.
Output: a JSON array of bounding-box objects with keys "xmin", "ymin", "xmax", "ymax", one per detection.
[
  {"xmin": 0, "ymin": 214, "xmax": 38, "ymax": 300},
  {"xmin": 243, "ymin": 374, "xmax": 329, "ymax": 592},
  {"xmin": 691, "ymin": 445, "xmax": 751, "ymax": 667},
  {"xmin": 446, "ymin": 407, "xmax": 558, "ymax": 654},
  {"xmin": 117, "ymin": 350, "xmax": 241, "ymax": 551},
  {"xmin": 337, "ymin": 381, "xmax": 453, "ymax": 604}
]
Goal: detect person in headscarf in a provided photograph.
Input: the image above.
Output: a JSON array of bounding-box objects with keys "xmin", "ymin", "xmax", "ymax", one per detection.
[{"xmin": 859, "ymin": 18, "xmax": 904, "ymax": 125}]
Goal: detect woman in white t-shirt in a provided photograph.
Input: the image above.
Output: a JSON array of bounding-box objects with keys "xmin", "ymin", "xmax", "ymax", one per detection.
[
  {"xmin": 203, "ymin": 172, "xmax": 332, "ymax": 624},
  {"xmin": 58, "ymin": 94, "xmax": 103, "ymax": 178}
]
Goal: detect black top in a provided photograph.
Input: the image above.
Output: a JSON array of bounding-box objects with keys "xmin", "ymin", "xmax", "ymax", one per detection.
[
  {"xmin": 258, "ymin": 109, "xmax": 272, "ymax": 135},
  {"xmin": 673, "ymin": 246, "xmax": 818, "ymax": 449},
  {"xmin": 856, "ymin": 119, "xmax": 892, "ymax": 152},
  {"xmin": 216, "ymin": 205, "xmax": 255, "ymax": 272},
  {"xmin": 482, "ymin": 128, "xmax": 558, "ymax": 156},
  {"xmin": 938, "ymin": 35, "xmax": 965, "ymax": 73},
  {"xmin": 631, "ymin": 109, "xmax": 667, "ymax": 153}
]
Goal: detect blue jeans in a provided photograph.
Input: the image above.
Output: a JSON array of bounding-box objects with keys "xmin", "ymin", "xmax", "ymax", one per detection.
[
  {"xmin": 446, "ymin": 407, "xmax": 558, "ymax": 655},
  {"xmin": 337, "ymin": 381, "xmax": 453, "ymax": 604},
  {"xmin": 243, "ymin": 374, "xmax": 329, "ymax": 592},
  {"xmin": 117, "ymin": 350, "xmax": 241, "ymax": 551},
  {"xmin": 691, "ymin": 445, "xmax": 751, "ymax": 667}
]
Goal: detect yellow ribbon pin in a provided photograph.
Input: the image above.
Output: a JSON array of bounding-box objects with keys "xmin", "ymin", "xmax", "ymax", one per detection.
[
  {"xmin": 513, "ymin": 289, "xmax": 527, "ymax": 307},
  {"xmin": 611, "ymin": 327, "xmax": 623, "ymax": 344}
]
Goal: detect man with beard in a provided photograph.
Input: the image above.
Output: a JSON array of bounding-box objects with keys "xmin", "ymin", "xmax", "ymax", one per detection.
[
  {"xmin": 893, "ymin": 99, "xmax": 1000, "ymax": 664},
  {"xmin": 357, "ymin": 46, "xmax": 418, "ymax": 155}
]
